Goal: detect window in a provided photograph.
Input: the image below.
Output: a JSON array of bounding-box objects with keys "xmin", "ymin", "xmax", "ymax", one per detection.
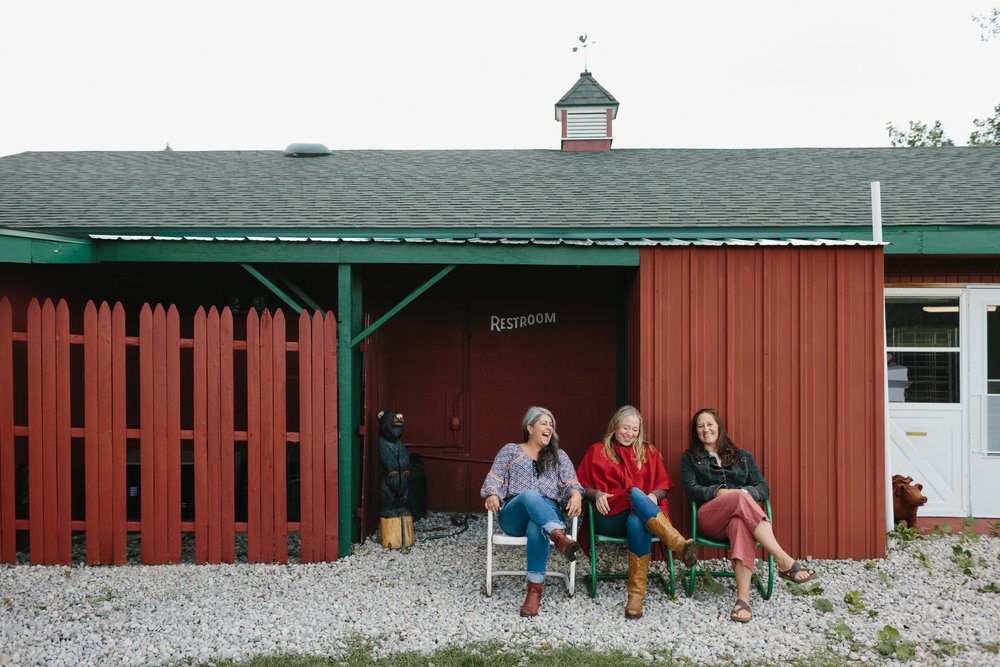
[{"xmin": 885, "ymin": 297, "xmax": 960, "ymax": 403}]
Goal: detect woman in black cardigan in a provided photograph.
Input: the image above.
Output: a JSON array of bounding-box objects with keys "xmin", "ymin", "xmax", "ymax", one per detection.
[{"xmin": 681, "ymin": 408, "xmax": 817, "ymax": 623}]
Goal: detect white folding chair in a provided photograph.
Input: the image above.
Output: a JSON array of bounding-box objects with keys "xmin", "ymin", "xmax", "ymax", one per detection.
[{"xmin": 485, "ymin": 510, "xmax": 578, "ymax": 597}]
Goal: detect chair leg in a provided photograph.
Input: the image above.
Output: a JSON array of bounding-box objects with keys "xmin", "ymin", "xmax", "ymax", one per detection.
[{"xmin": 486, "ymin": 512, "xmax": 494, "ymax": 597}]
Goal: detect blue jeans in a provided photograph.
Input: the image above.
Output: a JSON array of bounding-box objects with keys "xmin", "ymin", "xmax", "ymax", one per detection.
[
  {"xmin": 592, "ymin": 487, "xmax": 661, "ymax": 557},
  {"xmin": 498, "ymin": 489, "xmax": 567, "ymax": 584}
]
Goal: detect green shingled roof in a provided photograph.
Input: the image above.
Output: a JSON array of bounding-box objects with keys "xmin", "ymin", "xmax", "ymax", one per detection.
[
  {"xmin": 555, "ymin": 71, "xmax": 620, "ymax": 111},
  {"xmin": 1, "ymin": 147, "xmax": 998, "ymax": 235}
]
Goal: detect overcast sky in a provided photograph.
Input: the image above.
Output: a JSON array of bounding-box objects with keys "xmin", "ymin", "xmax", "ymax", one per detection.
[{"xmin": 1, "ymin": 1, "xmax": 997, "ymax": 156}]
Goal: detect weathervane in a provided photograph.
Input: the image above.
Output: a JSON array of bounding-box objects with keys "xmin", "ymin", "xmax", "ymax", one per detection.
[{"xmin": 572, "ymin": 34, "xmax": 597, "ymax": 72}]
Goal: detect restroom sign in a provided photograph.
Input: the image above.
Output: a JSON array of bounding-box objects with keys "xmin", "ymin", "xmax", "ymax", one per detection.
[{"xmin": 490, "ymin": 312, "xmax": 557, "ymax": 332}]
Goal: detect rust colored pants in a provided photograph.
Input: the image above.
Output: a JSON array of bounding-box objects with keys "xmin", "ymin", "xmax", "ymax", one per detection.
[{"xmin": 696, "ymin": 491, "xmax": 767, "ymax": 569}]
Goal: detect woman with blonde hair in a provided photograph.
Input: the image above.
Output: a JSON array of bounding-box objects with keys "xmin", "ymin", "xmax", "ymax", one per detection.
[{"xmin": 576, "ymin": 405, "xmax": 696, "ymax": 618}]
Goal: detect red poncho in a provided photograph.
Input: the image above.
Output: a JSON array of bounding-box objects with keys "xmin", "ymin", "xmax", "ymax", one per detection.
[{"xmin": 576, "ymin": 441, "xmax": 674, "ymax": 516}]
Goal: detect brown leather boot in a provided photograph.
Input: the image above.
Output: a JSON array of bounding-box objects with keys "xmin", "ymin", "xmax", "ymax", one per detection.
[
  {"xmin": 625, "ymin": 552, "xmax": 650, "ymax": 619},
  {"xmin": 520, "ymin": 581, "xmax": 544, "ymax": 617},
  {"xmin": 646, "ymin": 512, "xmax": 697, "ymax": 567},
  {"xmin": 548, "ymin": 529, "xmax": 582, "ymax": 562}
]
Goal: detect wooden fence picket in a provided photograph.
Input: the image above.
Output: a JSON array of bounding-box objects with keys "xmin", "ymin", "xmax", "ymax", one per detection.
[{"xmin": 0, "ymin": 299, "xmax": 339, "ymax": 566}]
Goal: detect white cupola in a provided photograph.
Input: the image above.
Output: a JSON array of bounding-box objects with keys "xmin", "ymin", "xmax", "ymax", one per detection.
[{"xmin": 554, "ymin": 71, "xmax": 620, "ymax": 152}]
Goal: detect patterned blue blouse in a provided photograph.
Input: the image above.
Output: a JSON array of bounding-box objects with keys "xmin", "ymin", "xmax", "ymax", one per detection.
[{"xmin": 480, "ymin": 443, "xmax": 583, "ymax": 507}]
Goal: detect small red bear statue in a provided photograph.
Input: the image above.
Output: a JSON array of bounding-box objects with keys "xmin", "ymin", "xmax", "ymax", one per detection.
[{"xmin": 892, "ymin": 474, "xmax": 928, "ymax": 528}]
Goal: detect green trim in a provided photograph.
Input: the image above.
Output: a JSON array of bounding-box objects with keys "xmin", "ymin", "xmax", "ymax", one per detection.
[
  {"xmin": 882, "ymin": 229, "xmax": 1000, "ymax": 254},
  {"xmin": 95, "ymin": 241, "xmax": 640, "ymax": 266},
  {"xmin": 279, "ymin": 275, "xmax": 326, "ymax": 314},
  {"xmin": 351, "ymin": 266, "xmax": 455, "ymax": 348},
  {"xmin": 60, "ymin": 226, "xmax": 870, "ymax": 239},
  {"xmin": 0, "ymin": 229, "xmax": 95, "ymax": 264},
  {"xmin": 337, "ymin": 265, "xmax": 363, "ymax": 555},
  {"xmin": 240, "ymin": 264, "xmax": 304, "ymax": 313}
]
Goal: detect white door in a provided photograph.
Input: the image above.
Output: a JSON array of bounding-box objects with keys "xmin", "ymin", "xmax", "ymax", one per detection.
[
  {"xmin": 885, "ymin": 289, "xmax": 966, "ymax": 516},
  {"xmin": 968, "ymin": 287, "xmax": 1000, "ymax": 517},
  {"xmin": 888, "ymin": 407, "xmax": 965, "ymax": 516}
]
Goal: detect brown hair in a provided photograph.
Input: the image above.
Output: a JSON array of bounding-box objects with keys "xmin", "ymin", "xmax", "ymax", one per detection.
[{"xmin": 687, "ymin": 408, "xmax": 743, "ymax": 468}]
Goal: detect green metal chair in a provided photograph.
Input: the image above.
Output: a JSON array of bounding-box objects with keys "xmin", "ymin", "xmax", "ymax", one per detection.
[
  {"xmin": 683, "ymin": 498, "xmax": 774, "ymax": 600},
  {"xmin": 585, "ymin": 501, "xmax": 676, "ymax": 598}
]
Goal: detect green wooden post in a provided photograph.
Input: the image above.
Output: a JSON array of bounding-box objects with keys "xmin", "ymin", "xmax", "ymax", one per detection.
[{"xmin": 337, "ymin": 264, "xmax": 362, "ymax": 555}]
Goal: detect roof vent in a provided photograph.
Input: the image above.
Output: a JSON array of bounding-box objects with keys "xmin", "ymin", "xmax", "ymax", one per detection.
[{"xmin": 283, "ymin": 143, "xmax": 332, "ymax": 157}]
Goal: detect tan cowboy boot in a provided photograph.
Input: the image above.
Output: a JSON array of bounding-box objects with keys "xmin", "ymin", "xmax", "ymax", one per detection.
[
  {"xmin": 625, "ymin": 552, "xmax": 650, "ymax": 619},
  {"xmin": 520, "ymin": 581, "xmax": 544, "ymax": 617},
  {"xmin": 645, "ymin": 512, "xmax": 697, "ymax": 567}
]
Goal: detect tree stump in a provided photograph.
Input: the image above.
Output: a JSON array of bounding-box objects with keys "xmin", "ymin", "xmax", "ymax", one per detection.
[{"xmin": 380, "ymin": 515, "xmax": 414, "ymax": 549}]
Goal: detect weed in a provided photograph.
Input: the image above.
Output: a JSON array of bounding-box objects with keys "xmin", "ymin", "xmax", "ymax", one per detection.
[
  {"xmin": 930, "ymin": 523, "xmax": 952, "ymax": 537},
  {"xmin": 888, "ymin": 522, "xmax": 921, "ymax": 542},
  {"xmin": 62, "ymin": 569, "xmax": 72, "ymax": 578},
  {"xmin": 932, "ymin": 638, "xmax": 965, "ymax": 657},
  {"xmin": 843, "ymin": 590, "xmax": 864, "ymax": 613},
  {"xmin": 977, "ymin": 582, "xmax": 1000, "ymax": 594},
  {"xmin": 959, "ymin": 516, "xmax": 981, "ymax": 544},
  {"xmin": 875, "ymin": 625, "xmax": 915, "ymax": 662},
  {"xmin": 952, "ymin": 544, "xmax": 975, "ymax": 574},
  {"xmin": 697, "ymin": 572, "xmax": 726, "ymax": 596},
  {"xmin": 825, "ymin": 619, "xmax": 855, "ymax": 645},
  {"xmin": 86, "ymin": 586, "xmax": 114, "ymax": 604},
  {"xmin": 1, "ymin": 597, "xmax": 11, "ymax": 607},
  {"xmin": 913, "ymin": 551, "xmax": 932, "ymax": 572},
  {"xmin": 786, "ymin": 581, "xmax": 824, "ymax": 596},
  {"xmin": 843, "ymin": 590, "xmax": 876, "ymax": 617},
  {"xmin": 988, "ymin": 520, "xmax": 1000, "ymax": 538},
  {"xmin": 863, "ymin": 559, "xmax": 876, "ymax": 569},
  {"xmin": 877, "ymin": 571, "xmax": 891, "ymax": 587},
  {"xmin": 813, "ymin": 598, "xmax": 834, "ymax": 613}
]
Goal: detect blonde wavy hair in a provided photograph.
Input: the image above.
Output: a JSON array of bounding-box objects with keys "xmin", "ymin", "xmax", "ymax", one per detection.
[{"xmin": 600, "ymin": 405, "xmax": 650, "ymax": 468}]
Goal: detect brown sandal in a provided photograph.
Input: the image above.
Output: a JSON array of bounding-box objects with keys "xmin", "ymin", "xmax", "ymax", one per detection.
[
  {"xmin": 779, "ymin": 559, "xmax": 817, "ymax": 584},
  {"xmin": 730, "ymin": 599, "xmax": 752, "ymax": 623}
]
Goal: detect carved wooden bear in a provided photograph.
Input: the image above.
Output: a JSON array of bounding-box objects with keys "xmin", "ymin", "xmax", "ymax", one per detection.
[
  {"xmin": 892, "ymin": 474, "xmax": 927, "ymax": 528},
  {"xmin": 377, "ymin": 410, "xmax": 411, "ymax": 518}
]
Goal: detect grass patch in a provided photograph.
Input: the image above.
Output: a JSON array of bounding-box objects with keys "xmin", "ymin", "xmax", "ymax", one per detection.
[{"xmin": 190, "ymin": 639, "xmax": 856, "ymax": 667}]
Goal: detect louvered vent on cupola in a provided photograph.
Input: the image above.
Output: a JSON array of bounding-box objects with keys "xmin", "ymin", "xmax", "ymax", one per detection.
[{"xmin": 554, "ymin": 71, "xmax": 619, "ymax": 152}]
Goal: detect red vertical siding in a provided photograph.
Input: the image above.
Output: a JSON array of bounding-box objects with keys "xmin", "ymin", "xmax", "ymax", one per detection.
[
  {"xmin": 0, "ymin": 298, "xmax": 12, "ymax": 563},
  {"xmin": 637, "ymin": 247, "xmax": 886, "ymax": 560}
]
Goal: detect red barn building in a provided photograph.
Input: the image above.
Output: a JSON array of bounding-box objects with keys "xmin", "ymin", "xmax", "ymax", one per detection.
[{"xmin": 0, "ymin": 71, "xmax": 997, "ymax": 564}]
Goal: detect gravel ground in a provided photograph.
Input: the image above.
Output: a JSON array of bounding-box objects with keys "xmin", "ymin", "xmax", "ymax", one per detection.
[{"xmin": 1, "ymin": 514, "xmax": 999, "ymax": 666}]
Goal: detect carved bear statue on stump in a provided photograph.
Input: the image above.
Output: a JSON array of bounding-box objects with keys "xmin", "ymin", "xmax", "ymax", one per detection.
[
  {"xmin": 377, "ymin": 410, "xmax": 414, "ymax": 549},
  {"xmin": 378, "ymin": 410, "xmax": 411, "ymax": 519},
  {"xmin": 892, "ymin": 474, "xmax": 928, "ymax": 528}
]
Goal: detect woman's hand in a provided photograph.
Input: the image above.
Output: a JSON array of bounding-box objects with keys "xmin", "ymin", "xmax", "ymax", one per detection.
[
  {"xmin": 596, "ymin": 492, "xmax": 613, "ymax": 515},
  {"xmin": 484, "ymin": 495, "xmax": 501, "ymax": 513},
  {"xmin": 714, "ymin": 487, "xmax": 737, "ymax": 498},
  {"xmin": 565, "ymin": 491, "xmax": 582, "ymax": 518}
]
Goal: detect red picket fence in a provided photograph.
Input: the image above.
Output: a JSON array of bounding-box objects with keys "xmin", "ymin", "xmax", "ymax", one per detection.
[{"xmin": 0, "ymin": 297, "xmax": 339, "ymax": 565}]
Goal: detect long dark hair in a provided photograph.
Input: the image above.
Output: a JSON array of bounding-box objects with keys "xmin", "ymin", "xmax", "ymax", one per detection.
[
  {"xmin": 521, "ymin": 406, "xmax": 560, "ymax": 473},
  {"xmin": 687, "ymin": 408, "xmax": 743, "ymax": 468}
]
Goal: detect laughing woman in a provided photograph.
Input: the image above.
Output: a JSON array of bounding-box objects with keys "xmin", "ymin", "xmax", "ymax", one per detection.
[
  {"xmin": 576, "ymin": 405, "xmax": 697, "ymax": 619},
  {"xmin": 481, "ymin": 406, "xmax": 584, "ymax": 617},
  {"xmin": 681, "ymin": 408, "xmax": 817, "ymax": 623}
]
